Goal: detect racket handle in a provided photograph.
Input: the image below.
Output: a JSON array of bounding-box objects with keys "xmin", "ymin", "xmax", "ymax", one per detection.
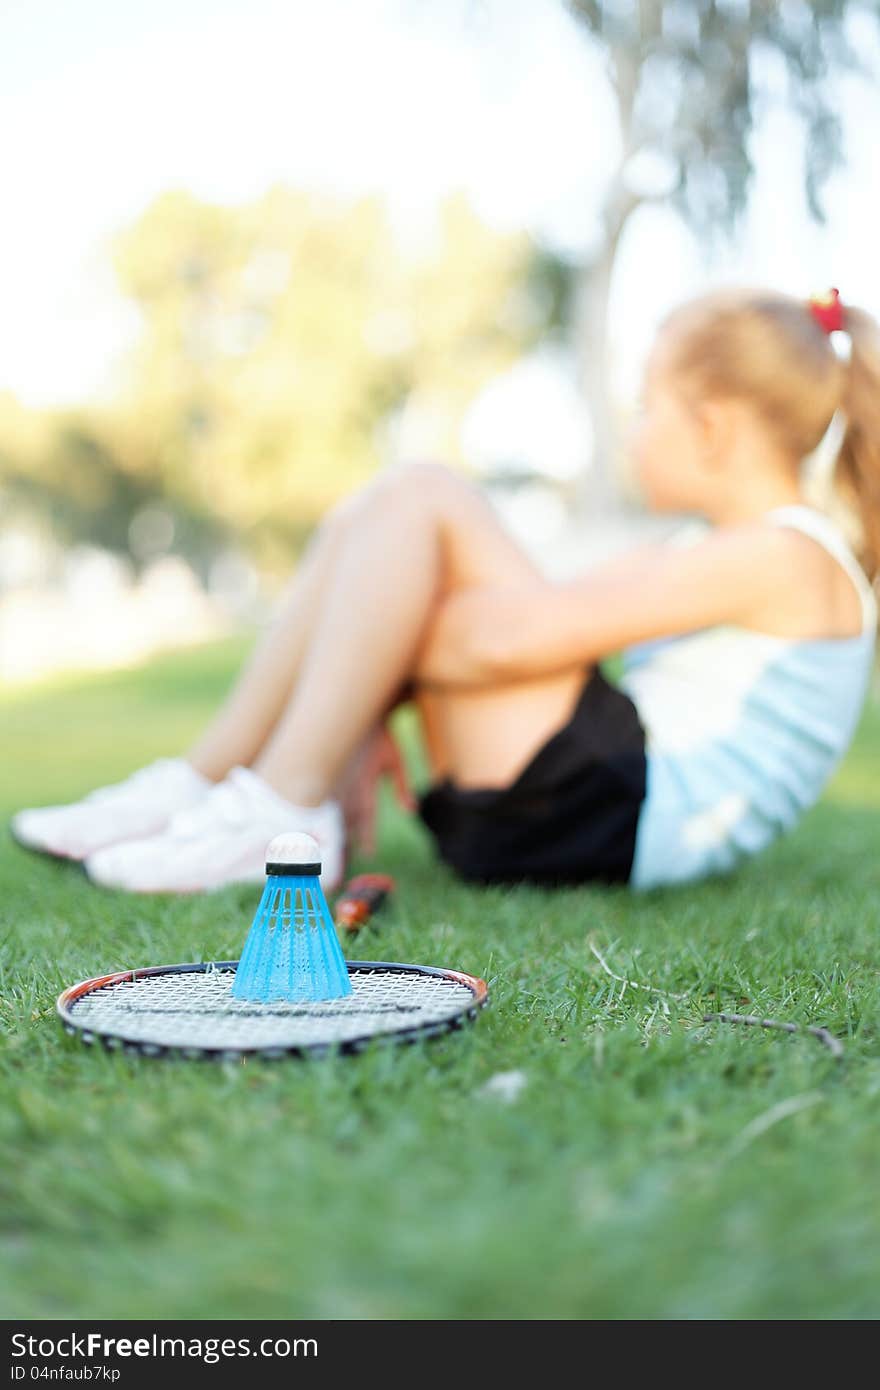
[{"xmin": 334, "ymin": 873, "xmax": 395, "ymax": 933}]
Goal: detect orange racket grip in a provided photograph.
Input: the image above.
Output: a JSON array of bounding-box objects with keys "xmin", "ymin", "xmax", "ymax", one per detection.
[{"xmin": 334, "ymin": 873, "xmax": 396, "ymax": 934}]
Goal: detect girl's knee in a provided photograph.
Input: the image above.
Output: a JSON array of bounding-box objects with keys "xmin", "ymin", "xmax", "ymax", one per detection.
[
  {"xmin": 337, "ymin": 461, "xmax": 486, "ymax": 538},
  {"xmin": 381, "ymin": 459, "xmax": 473, "ymax": 508},
  {"xmin": 327, "ymin": 489, "xmax": 367, "ymax": 528}
]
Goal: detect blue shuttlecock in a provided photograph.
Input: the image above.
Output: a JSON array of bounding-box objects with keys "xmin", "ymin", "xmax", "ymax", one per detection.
[{"xmin": 231, "ymin": 831, "xmax": 352, "ymax": 1003}]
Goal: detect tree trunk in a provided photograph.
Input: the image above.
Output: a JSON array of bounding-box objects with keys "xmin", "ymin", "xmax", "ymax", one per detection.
[
  {"xmin": 574, "ymin": 242, "xmax": 616, "ymax": 516},
  {"xmin": 572, "ymin": 216, "xmax": 630, "ymax": 519},
  {"xmin": 571, "ymin": 32, "xmax": 643, "ymax": 521}
]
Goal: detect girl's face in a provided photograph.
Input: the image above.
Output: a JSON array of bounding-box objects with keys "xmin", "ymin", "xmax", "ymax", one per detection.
[{"xmin": 631, "ymin": 350, "xmax": 709, "ymax": 511}]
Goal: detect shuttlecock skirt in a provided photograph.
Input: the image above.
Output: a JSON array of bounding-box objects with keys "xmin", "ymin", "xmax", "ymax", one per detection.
[{"xmin": 231, "ymin": 874, "xmax": 353, "ymax": 1003}]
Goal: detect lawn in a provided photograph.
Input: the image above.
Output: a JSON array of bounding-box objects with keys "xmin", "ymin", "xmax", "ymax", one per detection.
[{"xmin": 2, "ymin": 637, "xmax": 880, "ymax": 1320}]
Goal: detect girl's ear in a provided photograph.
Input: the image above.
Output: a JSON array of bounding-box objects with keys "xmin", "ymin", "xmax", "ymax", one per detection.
[{"xmin": 694, "ymin": 396, "xmax": 736, "ymax": 468}]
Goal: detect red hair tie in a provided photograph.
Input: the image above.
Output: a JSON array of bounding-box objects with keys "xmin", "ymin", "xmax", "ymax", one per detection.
[{"xmin": 808, "ymin": 287, "xmax": 846, "ymax": 334}]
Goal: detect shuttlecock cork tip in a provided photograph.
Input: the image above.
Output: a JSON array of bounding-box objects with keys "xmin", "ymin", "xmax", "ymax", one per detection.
[{"xmin": 265, "ymin": 830, "xmax": 322, "ymax": 876}]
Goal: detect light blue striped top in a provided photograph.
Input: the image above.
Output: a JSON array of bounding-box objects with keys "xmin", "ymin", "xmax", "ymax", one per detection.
[{"xmin": 618, "ymin": 505, "xmax": 877, "ymax": 889}]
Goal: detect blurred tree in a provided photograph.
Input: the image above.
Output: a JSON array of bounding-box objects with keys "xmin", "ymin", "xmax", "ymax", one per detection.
[
  {"xmin": 0, "ymin": 403, "xmax": 231, "ymax": 578},
  {"xmin": 564, "ymin": 0, "xmax": 879, "ymax": 507},
  {"xmin": 0, "ymin": 189, "xmax": 547, "ymax": 577},
  {"xmin": 110, "ymin": 187, "xmax": 542, "ymax": 570},
  {"xmin": 7, "ymin": 422, "xmax": 152, "ymax": 558}
]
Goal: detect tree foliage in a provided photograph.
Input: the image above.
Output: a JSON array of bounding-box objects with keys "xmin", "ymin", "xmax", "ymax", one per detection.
[
  {"xmin": 111, "ymin": 189, "xmax": 540, "ymax": 547},
  {"xmin": 1, "ymin": 189, "xmax": 547, "ymax": 571},
  {"xmin": 567, "ymin": 0, "xmax": 869, "ymax": 242}
]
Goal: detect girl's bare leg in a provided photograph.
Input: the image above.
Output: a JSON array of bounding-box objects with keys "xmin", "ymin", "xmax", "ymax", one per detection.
[
  {"xmin": 186, "ymin": 492, "xmax": 372, "ymax": 781},
  {"xmin": 252, "ymin": 463, "xmax": 589, "ymax": 805},
  {"xmin": 407, "ymin": 483, "xmax": 591, "ymax": 789}
]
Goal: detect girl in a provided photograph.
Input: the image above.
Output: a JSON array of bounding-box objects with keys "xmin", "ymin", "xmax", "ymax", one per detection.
[{"xmin": 12, "ymin": 287, "xmax": 879, "ymax": 894}]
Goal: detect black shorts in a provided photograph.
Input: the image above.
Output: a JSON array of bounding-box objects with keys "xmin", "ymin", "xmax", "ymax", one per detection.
[{"xmin": 415, "ymin": 668, "xmax": 647, "ymax": 887}]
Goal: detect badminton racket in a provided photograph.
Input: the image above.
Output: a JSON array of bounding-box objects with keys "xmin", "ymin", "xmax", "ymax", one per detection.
[{"xmin": 57, "ymin": 960, "xmax": 488, "ymax": 1060}]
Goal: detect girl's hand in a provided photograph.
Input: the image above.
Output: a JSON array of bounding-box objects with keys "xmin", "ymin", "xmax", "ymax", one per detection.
[{"xmin": 340, "ymin": 720, "xmax": 416, "ymax": 855}]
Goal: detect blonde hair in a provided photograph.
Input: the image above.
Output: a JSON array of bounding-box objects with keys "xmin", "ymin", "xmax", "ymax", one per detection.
[{"xmin": 658, "ymin": 287, "xmax": 880, "ymax": 582}]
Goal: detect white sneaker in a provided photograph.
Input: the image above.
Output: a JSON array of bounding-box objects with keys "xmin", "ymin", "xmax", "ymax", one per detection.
[
  {"xmin": 10, "ymin": 758, "xmax": 211, "ymax": 862},
  {"xmin": 84, "ymin": 765, "xmax": 348, "ymax": 895}
]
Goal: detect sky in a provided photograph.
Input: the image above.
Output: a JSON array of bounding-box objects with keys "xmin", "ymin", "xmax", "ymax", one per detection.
[{"xmin": 2, "ymin": 0, "xmax": 879, "ymax": 409}]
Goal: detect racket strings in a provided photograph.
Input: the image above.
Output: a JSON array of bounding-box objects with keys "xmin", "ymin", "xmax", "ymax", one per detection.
[{"xmin": 94, "ymin": 993, "xmax": 424, "ymax": 1019}]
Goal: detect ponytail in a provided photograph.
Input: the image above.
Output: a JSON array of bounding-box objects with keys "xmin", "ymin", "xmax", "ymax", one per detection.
[{"xmin": 835, "ymin": 308, "xmax": 880, "ymax": 583}]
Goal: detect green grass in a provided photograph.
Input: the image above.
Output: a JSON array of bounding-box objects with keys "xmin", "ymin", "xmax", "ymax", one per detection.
[{"xmin": 2, "ymin": 639, "xmax": 880, "ymax": 1319}]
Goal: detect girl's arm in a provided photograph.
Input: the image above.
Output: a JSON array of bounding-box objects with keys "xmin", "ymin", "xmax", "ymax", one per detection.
[{"xmin": 414, "ymin": 523, "xmax": 791, "ymax": 688}]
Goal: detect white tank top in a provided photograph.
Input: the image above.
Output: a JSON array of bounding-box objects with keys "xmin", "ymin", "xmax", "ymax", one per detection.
[{"xmin": 618, "ymin": 505, "xmax": 877, "ymax": 889}]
